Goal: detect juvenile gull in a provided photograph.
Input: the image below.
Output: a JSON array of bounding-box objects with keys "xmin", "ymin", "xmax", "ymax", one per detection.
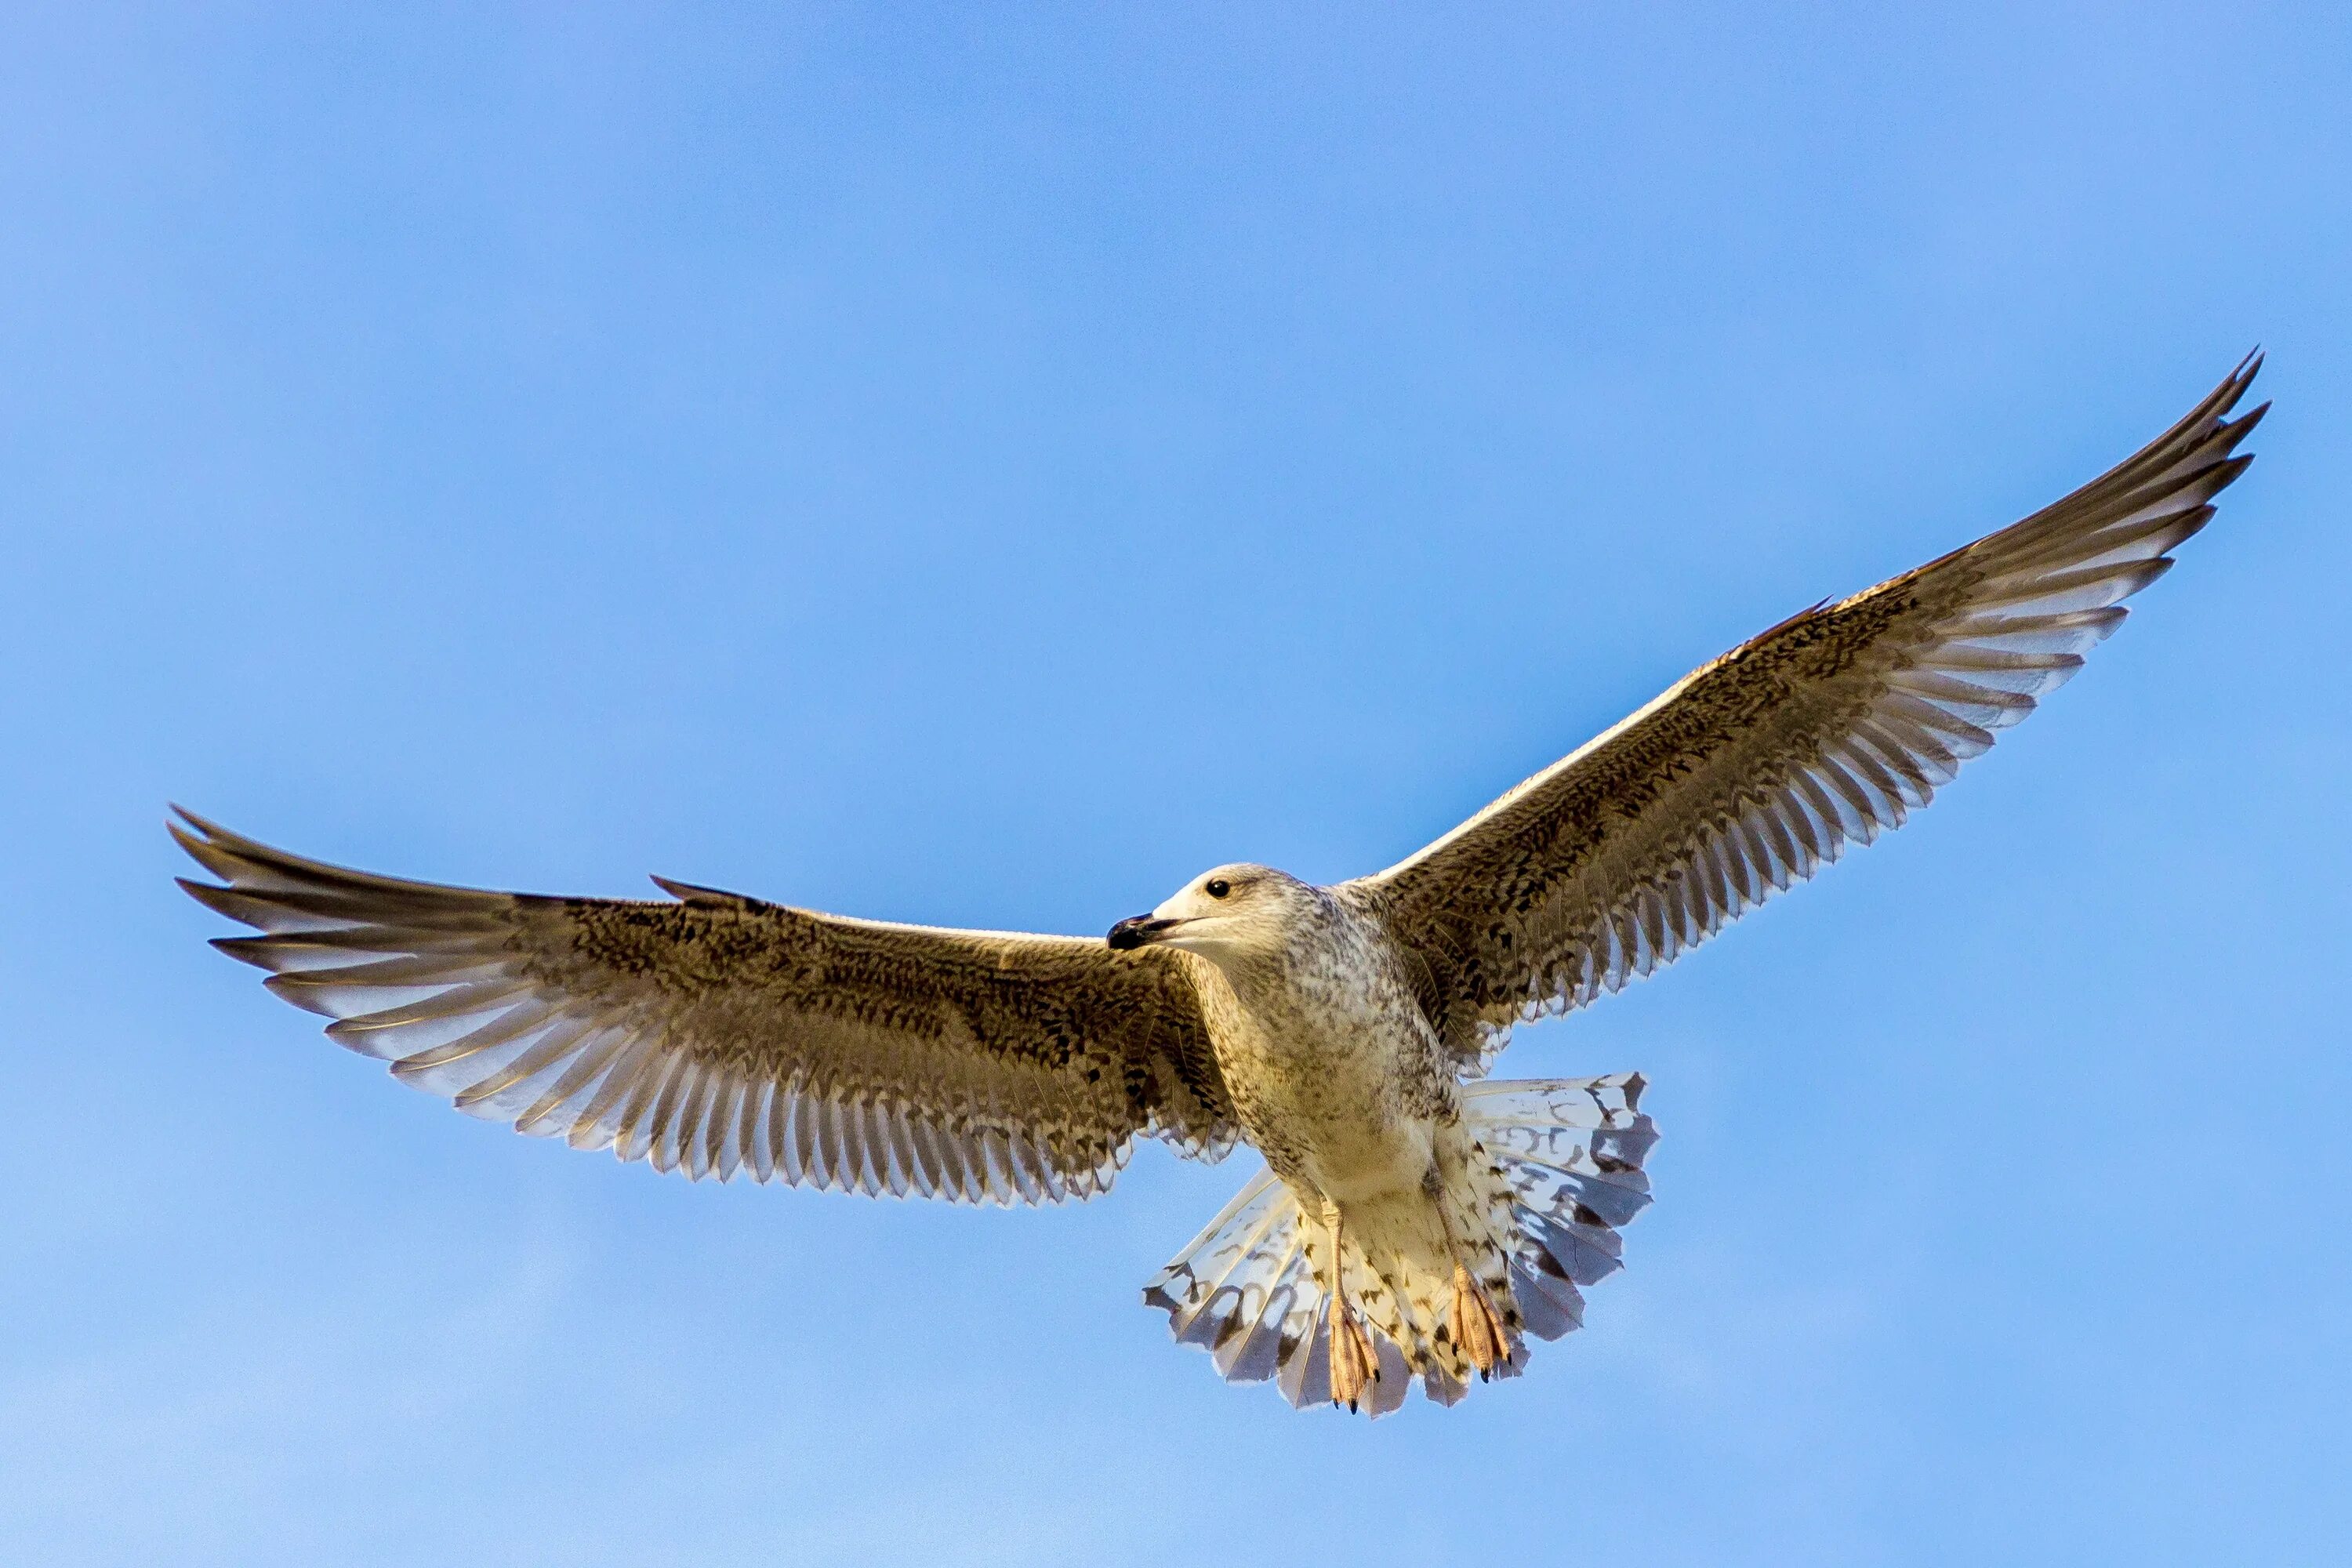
[{"xmin": 176, "ymin": 358, "xmax": 2263, "ymax": 1415}]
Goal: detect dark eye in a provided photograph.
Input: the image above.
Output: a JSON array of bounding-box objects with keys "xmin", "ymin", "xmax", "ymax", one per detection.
[{"xmin": 1204, "ymin": 878, "xmax": 1230, "ymax": 899}]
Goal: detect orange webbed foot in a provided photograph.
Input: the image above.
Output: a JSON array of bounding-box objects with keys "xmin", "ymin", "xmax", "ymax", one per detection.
[
  {"xmin": 1328, "ymin": 1294, "xmax": 1378, "ymax": 1412},
  {"xmin": 1452, "ymin": 1263, "xmax": 1508, "ymax": 1381}
]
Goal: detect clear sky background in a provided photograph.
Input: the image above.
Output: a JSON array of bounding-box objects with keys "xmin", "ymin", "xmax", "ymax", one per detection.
[{"xmin": 4, "ymin": 5, "xmax": 2348, "ymax": 1565}]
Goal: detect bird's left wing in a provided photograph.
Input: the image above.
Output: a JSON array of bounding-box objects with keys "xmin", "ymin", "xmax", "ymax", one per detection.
[
  {"xmin": 1346, "ymin": 358, "xmax": 2264, "ymax": 1058},
  {"xmin": 175, "ymin": 811, "xmax": 1235, "ymax": 1203}
]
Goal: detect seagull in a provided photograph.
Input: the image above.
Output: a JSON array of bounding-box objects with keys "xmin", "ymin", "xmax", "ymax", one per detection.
[{"xmin": 176, "ymin": 358, "xmax": 2263, "ymax": 1416}]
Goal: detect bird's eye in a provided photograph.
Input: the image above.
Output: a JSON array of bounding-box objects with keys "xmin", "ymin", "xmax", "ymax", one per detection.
[{"xmin": 1204, "ymin": 878, "xmax": 1230, "ymax": 899}]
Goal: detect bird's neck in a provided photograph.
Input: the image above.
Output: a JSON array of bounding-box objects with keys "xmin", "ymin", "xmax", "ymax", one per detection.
[{"xmin": 1201, "ymin": 905, "xmax": 1366, "ymax": 1020}]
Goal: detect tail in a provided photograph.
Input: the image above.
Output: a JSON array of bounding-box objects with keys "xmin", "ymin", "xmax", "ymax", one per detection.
[{"xmin": 1142, "ymin": 1073, "xmax": 1657, "ymax": 1415}]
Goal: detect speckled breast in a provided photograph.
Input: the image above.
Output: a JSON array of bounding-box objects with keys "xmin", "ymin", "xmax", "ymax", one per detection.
[{"xmin": 1204, "ymin": 938, "xmax": 1456, "ymax": 1204}]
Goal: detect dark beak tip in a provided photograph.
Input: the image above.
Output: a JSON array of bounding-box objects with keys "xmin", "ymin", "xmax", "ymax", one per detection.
[{"xmin": 1105, "ymin": 914, "xmax": 1171, "ymax": 951}]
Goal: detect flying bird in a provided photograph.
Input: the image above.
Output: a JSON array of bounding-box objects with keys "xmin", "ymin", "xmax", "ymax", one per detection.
[{"xmin": 176, "ymin": 358, "xmax": 2263, "ymax": 1416}]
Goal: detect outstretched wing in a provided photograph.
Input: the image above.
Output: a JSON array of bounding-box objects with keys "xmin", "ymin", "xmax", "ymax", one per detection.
[
  {"xmin": 176, "ymin": 811, "xmax": 1235, "ymax": 1203},
  {"xmin": 1349, "ymin": 358, "xmax": 2264, "ymax": 1058}
]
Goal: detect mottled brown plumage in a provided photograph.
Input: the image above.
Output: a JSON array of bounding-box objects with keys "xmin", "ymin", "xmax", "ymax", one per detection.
[
  {"xmin": 176, "ymin": 356, "xmax": 2263, "ymax": 1415},
  {"xmin": 180, "ymin": 823, "xmax": 1234, "ymax": 1203},
  {"xmin": 1351, "ymin": 355, "xmax": 2263, "ymax": 1055}
]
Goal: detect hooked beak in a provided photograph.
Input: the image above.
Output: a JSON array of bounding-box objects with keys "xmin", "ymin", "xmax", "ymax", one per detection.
[{"xmin": 1105, "ymin": 914, "xmax": 1183, "ymax": 951}]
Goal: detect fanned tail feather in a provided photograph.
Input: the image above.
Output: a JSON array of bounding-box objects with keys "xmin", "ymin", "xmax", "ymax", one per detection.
[
  {"xmin": 1468, "ymin": 1074, "xmax": 1657, "ymax": 1348},
  {"xmin": 1141, "ymin": 1167, "xmax": 1410, "ymax": 1413},
  {"xmin": 1143, "ymin": 1072, "xmax": 1656, "ymax": 1414}
]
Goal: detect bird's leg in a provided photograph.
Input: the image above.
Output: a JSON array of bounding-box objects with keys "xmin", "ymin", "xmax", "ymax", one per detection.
[
  {"xmin": 1434, "ymin": 1196, "xmax": 1508, "ymax": 1381},
  {"xmin": 1324, "ymin": 1205, "xmax": 1377, "ymax": 1412}
]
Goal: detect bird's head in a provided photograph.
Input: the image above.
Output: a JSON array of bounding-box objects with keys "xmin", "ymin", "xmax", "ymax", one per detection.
[{"xmin": 1105, "ymin": 863, "xmax": 1317, "ymax": 967}]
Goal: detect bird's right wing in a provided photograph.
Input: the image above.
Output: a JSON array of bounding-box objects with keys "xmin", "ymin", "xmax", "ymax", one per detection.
[
  {"xmin": 176, "ymin": 811, "xmax": 1236, "ymax": 1203},
  {"xmin": 1348, "ymin": 358, "xmax": 2264, "ymax": 1059}
]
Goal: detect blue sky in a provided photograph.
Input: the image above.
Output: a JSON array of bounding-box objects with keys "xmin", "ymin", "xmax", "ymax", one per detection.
[{"xmin": 5, "ymin": 5, "xmax": 2349, "ymax": 1564}]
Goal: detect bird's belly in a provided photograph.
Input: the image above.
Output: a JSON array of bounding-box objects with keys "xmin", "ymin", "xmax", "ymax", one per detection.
[
  {"xmin": 1293, "ymin": 1105, "xmax": 1434, "ymax": 1206},
  {"xmin": 1227, "ymin": 1016, "xmax": 1442, "ymax": 1205}
]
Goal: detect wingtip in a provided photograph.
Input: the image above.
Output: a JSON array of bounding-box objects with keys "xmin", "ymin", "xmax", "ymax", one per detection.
[
  {"xmin": 208, "ymin": 934, "xmax": 280, "ymax": 971},
  {"xmin": 168, "ymin": 805, "xmax": 261, "ymax": 864},
  {"xmin": 169, "ymin": 803, "xmax": 223, "ymax": 838},
  {"xmin": 175, "ymin": 874, "xmax": 245, "ymax": 923},
  {"xmin": 649, "ymin": 873, "xmax": 759, "ymax": 908},
  {"xmin": 2212, "ymin": 350, "xmax": 2263, "ymax": 413},
  {"xmin": 2185, "ymin": 352, "xmax": 2267, "ymax": 448}
]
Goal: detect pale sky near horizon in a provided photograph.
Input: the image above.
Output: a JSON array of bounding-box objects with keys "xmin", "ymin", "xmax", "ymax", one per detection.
[{"xmin": 4, "ymin": 5, "xmax": 2350, "ymax": 1565}]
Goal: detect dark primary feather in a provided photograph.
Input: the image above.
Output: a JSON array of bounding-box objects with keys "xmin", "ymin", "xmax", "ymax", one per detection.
[
  {"xmin": 175, "ymin": 811, "xmax": 1236, "ymax": 1203},
  {"xmin": 1351, "ymin": 356, "xmax": 2265, "ymax": 1053}
]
